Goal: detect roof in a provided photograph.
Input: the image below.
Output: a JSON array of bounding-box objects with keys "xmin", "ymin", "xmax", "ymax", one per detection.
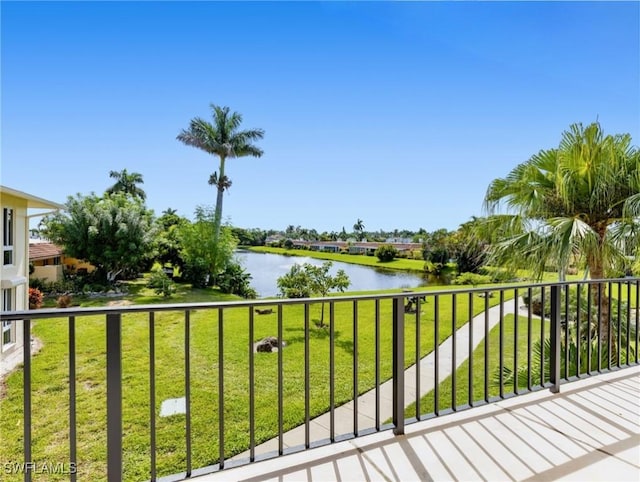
[
  {"xmin": 0, "ymin": 185, "xmax": 65, "ymax": 210},
  {"xmin": 29, "ymin": 242, "xmax": 63, "ymax": 261}
]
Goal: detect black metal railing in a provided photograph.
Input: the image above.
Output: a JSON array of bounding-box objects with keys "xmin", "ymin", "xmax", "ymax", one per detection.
[{"xmin": 1, "ymin": 278, "xmax": 638, "ymax": 481}]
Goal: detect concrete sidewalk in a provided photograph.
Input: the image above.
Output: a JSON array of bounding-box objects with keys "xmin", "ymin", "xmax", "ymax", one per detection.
[{"xmin": 233, "ymin": 295, "xmax": 524, "ymax": 459}]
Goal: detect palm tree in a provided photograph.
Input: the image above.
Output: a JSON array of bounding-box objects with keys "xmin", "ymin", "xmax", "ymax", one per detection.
[
  {"xmin": 484, "ymin": 121, "xmax": 640, "ymax": 353},
  {"xmin": 353, "ymin": 219, "xmax": 365, "ymax": 241},
  {"xmin": 106, "ymin": 169, "xmax": 146, "ymax": 200},
  {"xmin": 177, "ymin": 104, "xmax": 264, "ymax": 249}
]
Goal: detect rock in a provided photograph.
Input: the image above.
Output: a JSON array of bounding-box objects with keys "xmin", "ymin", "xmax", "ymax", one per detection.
[{"xmin": 255, "ymin": 336, "xmax": 285, "ymax": 353}]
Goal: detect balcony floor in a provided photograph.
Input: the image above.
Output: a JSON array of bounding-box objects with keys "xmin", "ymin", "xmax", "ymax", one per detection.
[{"xmin": 192, "ymin": 366, "xmax": 640, "ymax": 482}]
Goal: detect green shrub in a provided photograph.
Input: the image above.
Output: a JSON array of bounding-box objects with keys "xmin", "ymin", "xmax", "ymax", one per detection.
[
  {"xmin": 453, "ymin": 272, "xmax": 491, "ymax": 286},
  {"xmin": 147, "ymin": 268, "xmax": 176, "ymax": 297},
  {"xmin": 375, "ymin": 244, "xmax": 398, "ymax": 262}
]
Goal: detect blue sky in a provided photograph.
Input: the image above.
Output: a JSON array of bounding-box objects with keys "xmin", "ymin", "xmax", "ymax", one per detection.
[{"xmin": 2, "ymin": 1, "xmax": 639, "ymax": 234}]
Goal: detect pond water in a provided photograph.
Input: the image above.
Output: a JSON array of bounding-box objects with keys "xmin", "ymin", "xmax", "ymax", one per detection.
[{"xmin": 234, "ymin": 250, "xmax": 429, "ymax": 298}]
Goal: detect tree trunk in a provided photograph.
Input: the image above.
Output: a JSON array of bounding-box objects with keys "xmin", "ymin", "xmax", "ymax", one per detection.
[
  {"xmin": 212, "ymin": 156, "xmax": 226, "ymax": 276},
  {"xmin": 588, "ymin": 226, "xmax": 615, "ymax": 362}
]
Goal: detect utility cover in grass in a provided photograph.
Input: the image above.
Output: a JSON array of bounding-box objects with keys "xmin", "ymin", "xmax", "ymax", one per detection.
[{"xmin": 160, "ymin": 397, "xmax": 186, "ymax": 417}]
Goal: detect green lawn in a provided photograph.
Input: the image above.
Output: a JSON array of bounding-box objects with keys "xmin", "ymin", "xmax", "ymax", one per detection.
[
  {"xmin": 404, "ymin": 314, "xmax": 549, "ymax": 419},
  {"xmin": 0, "ymin": 281, "xmax": 514, "ymax": 481}
]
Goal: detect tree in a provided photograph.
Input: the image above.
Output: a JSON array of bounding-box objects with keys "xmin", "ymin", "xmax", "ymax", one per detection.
[
  {"xmin": 277, "ymin": 261, "xmax": 350, "ymax": 327},
  {"xmin": 155, "ymin": 209, "xmax": 188, "ymax": 270},
  {"xmin": 105, "ymin": 169, "xmax": 146, "ymax": 200},
  {"xmin": 484, "ymin": 121, "xmax": 640, "ymax": 353},
  {"xmin": 178, "ymin": 206, "xmax": 237, "ymax": 288},
  {"xmin": 353, "ymin": 219, "xmax": 365, "ymax": 241},
  {"xmin": 41, "ymin": 193, "xmax": 155, "ymax": 283},
  {"xmin": 177, "ymin": 104, "xmax": 264, "ymax": 274},
  {"xmin": 375, "ymin": 244, "xmax": 398, "ymax": 262}
]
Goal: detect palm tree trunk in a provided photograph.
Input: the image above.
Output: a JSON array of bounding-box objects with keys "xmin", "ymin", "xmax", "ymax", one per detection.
[
  {"xmin": 212, "ymin": 156, "xmax": 226, "ymax": 275},
  {"xmin": 588, "ymin": 226, "xmax": 616, "ymax": 361}
]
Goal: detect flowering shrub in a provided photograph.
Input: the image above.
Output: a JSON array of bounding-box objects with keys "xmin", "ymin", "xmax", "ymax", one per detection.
[{"xmin": 28, "ymin": 287, "xmax": 44, "ymax": 309}]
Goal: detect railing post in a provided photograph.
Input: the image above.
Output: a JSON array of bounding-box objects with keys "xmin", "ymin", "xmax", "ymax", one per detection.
[
  {"xmin": 550, "ymin": 286, "xmax": 561, "ymax": 393},
  {"xmin": 106, "ymin": 313, "xmax": 123, "ymax": 481},
  {"xmin": 392, "ymin": 296, "xmax": 405, "ymax": 435}
]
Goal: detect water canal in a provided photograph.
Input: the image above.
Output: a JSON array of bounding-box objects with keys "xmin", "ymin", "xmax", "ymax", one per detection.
[{"xmin": 235, "ymin": 250, "xmax": 429, "ymax": 298}]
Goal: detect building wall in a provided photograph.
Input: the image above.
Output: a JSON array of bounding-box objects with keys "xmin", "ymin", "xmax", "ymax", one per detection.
[
  {"xmin": 0, "ymin": 193, "xmax": 28, "ymax": 358},
  {"xmin": 32, "ymin": 265, "xmax": 64, "ymax": 283}
]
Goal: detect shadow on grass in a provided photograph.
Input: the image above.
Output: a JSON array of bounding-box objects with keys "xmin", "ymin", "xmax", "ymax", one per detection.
[{"xmin": 284, "ymin": 325, "xmax": 355, "ymax": 355}]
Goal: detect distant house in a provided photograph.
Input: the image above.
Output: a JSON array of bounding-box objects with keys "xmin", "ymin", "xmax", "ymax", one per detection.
[
  {"xmin": 1, "ymin": 186, "xmax": 63, "ymax": 368},
  {"xmin": 29, "ymin": 241, "xmax": 95, "ymax": 282}
]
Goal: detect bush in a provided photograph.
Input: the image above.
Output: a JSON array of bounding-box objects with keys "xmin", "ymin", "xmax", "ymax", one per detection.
[
  {"xmin": 28, "ymin": 288, "xmax": 44, "ymax": 309},
  {"xmin": 146, "ymin": 268, "xmax": 176, "ymax": 297},
  {"xmin": 375, "ymin": 244, "xmax": 398, "ymax": 262},
  {"xmin": 453, "ymin": 272, "xmax": 491, "ymax": 286},
  {"xmin": 56, "ymin": 295, "xmax": 72, "ymax": 308},
  {"xmin": 215, "ymin": 262, "xmax": 257, "ymax": 299}
]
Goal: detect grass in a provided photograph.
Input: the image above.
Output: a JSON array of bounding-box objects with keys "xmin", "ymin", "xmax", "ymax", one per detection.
[
  {"xmin": 0, "ymin": 280, "xmax": 515, "ymax": 481},
  {"xmin": 403, "ymin": 314, "xmax": 548, "ymax": 419}
]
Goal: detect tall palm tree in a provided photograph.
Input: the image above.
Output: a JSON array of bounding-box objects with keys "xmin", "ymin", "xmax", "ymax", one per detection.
[
  {"xmin": 177, "ymin": 104, "xmax": 264, "ymax": 248},
  {"xmin": 353, "ymin": 219, "xmax": 365, "ymax": 241},
  {"xmin": 106, "ymin": 169, "xmax": 146, "ymax": 200},
  {"xmin": 484, "ymin": 121, "xmax": 640, "ymax": 352}
]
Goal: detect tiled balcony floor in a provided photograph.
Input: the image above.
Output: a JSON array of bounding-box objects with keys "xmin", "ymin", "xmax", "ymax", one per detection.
[{"xmin": 192, "ymin": 365, "xmax": 640, "ymax": 482}]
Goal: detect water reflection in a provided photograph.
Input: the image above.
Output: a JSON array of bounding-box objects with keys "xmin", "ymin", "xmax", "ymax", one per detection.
[{"xmin": 234, "ymin": 250, "xmax": 428, "ymax": 298}]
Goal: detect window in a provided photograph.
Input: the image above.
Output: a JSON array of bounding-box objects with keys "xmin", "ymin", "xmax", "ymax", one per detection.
[
  {"xmin": 3, "ymin": 208, "xmax": 14, "ymax": 265},
  {"xmin": 2, "ymin": 289, "xmax": 13, "ymax": 346}
]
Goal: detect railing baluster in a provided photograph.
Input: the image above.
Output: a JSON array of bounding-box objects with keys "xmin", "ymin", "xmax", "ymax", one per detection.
[
  {"xmin": 597, "ymin": 283, "xmax": 603, "ymax": 372},
  {"xmin": 277, "ymin": 304, "xmax": 283, "ymax": 455},
  {"xmin": 106, "ymin": 313, "xmax": 123, "ymax": 481},
  {"xmin": 415, "ymin": 295, "xmax": 421, "ymax": 419},
  {"xmin": 452, "ymin": 293, "xmax": 457, "ymax": 410},
  {"xmin": 218, "ymin": 309, "xmax": 225, "ymax": 467},
  {"xmin": 540, "ymin": 288, "xmax": 546, "ymax": 386},
  {"xmin": 304, "ymin": 303, "xmax": 310, "ymax": 449},
  {"xmin": 468, "ymin": 293, "xmax": 474, "ymax": 407},
  {"xmin": 329, "ymin": 302, "xmax": 335, "ymax": 442},
  {"xmin": 484, "ymin": 292, "xmax": 489, "ymax": 403},
  {"xmin": 374, "ymin": 299, "xmax": 380, "ymax": 430},
  {"xmin": 499, "ymin": 290, "xmax": 504, "ymax": 399},
  {"xmin": 576, "ymin": 285, "xmax": 582, "ymax": 377},
  {"xmin": 514, "ymin": 288, "xmax": 519, "ymax": 395},
  {"xmin": 392, "ymin": 296, "xmax": 404, "ymax": 435},
  {"xmin": 434, "ymin": 295, "xmax": 440, "ymax": 414},
  {"xmin": 69, "ymin": 316, "xmax": 77, "ymax": 482},
  {"xmin": 23, "ymin": 318, "xmax": 32, "ymax": 482},
  {"xmin": 185, "ymin": 311, "xmax": 192, "ymax": 475},
  {"xmin": 617, "ymin": 282, "xmax": 622, "ymax": 368},
  {"xmin": 527, "ymin": 287, "xmax": 533, "ymax": 391},
  {"xmin": 248, "ymin": 307, "xmax": 255, "ymax": 460},
  {"xmin": 564, "ymin": 285, "xmax": 570, "ymax": 380},
  {"xmin": 353, "ymin": 300, "xmax": 358, "ymax": 436},
  {"xmin": 626, "ymin": 282, "xmax": 631, "ymax": 366},
  {"xmin": 550, "ymin": 286, "xmax": 561, "ymax": 393},
  {"xmin": 608, "ymin": 281, "xmax": 613, "ymax": 371},
  {"xmin": 149, "ymin": 312, "xmax": 156, "ymax": 481}
]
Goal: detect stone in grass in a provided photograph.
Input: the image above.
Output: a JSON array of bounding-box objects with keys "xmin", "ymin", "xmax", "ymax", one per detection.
[
  {"xmin": 160, "ymin": 397, "xmax": 186, "ymax": 417},
  {"xmin": 255, "ymin": 337, "xmax": 286, "ymax": 353}
]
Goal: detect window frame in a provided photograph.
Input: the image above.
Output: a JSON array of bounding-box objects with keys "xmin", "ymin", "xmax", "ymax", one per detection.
[{"xmin": 3, "ymin": 208, "xmax": 14, "ymax": 266}]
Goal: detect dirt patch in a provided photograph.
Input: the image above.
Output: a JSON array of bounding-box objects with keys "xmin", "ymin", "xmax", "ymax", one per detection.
[{"xmin": 107, "ymin": 300, "xmax": 133, "ymax": 307}]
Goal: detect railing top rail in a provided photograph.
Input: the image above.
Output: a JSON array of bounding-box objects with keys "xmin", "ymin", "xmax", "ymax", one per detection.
[{"xmin": 2, "ymin": 277, "xmax": 637, "ymax": 321}]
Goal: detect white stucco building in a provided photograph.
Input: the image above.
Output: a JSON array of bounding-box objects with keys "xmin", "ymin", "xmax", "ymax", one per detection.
[{"xmin": 0, "ymin": 186, "xmax": 63, "ymax": 370}]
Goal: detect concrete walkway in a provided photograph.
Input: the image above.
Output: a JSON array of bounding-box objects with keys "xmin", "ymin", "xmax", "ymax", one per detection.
[{"xmin": 232, "ymin": 295, "xmax": 524, "ymax": 460}]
